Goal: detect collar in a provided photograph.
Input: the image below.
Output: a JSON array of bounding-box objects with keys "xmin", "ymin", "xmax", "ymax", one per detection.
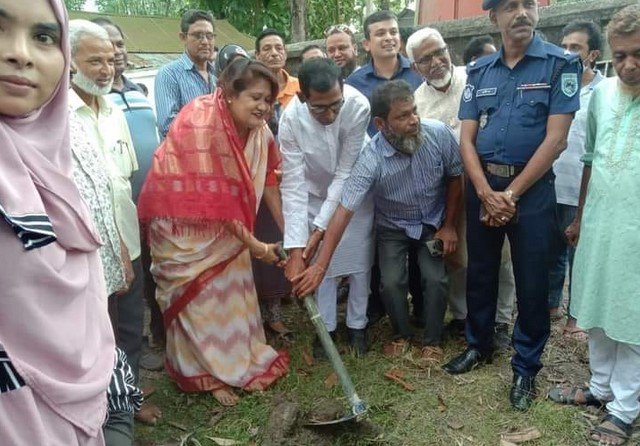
[
  {"xmin": 68, "ymin": 87, "xmax": 112, "ymax": 116},
  {"xmin": 178, "ymin": 51, "xmax": 213, "ymax": 73},
  {"xmin": 362, "ymin": 54, "xmax": 412, "ymax": 76},
  {"xmin": 492, "ymin": 32, "xmax": 547, "ymax": 68},
  {"xmin": 587, "ymin": 69, "xmax": 605, "ymax": 91},
  {"xmin": 110, "ymin": 75, "xmax": 142, "ymax": 94},
  {"xmin": 376, "ymin": 132, "xmax": 402, "ymax": 158}
]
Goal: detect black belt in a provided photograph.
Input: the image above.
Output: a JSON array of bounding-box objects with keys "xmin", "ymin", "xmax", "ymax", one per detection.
[{"xmin": 482, "ymin": 162, "xmax": 524, "ymax": 178}]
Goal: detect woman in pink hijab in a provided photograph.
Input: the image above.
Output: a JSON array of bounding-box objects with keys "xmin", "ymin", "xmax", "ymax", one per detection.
[{"xmin": 0, "ymin": 0, "xmax": 115, "ymax": 444}]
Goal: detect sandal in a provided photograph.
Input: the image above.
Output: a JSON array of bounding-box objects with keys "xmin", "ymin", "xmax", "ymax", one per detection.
[
  {"xmin": 589, "ymin": 413, "xmax": 632, "ymax": 445},
  {"xmin": 548, "ymin": 386, "xmax": 605, "ymax": 408}
]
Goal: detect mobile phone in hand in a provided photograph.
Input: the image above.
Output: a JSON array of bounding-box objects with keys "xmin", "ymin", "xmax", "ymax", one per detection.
[{"xmin": 426, "ymin": 238, "xmax": 444, "ymax": 257}]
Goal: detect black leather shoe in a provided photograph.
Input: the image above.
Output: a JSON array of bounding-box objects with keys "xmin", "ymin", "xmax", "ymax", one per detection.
[
  {"xmin": 510, "ymin": 375, "xmax": 537, "ymax": 411},
  {"xmin": 442, "ymin": 347, "xmax": 492, "ymax": 375},
  {"xmin": 347, "ymin": 328, "xmax": 367, "ymax": 357},
  {"xmin": 312, "ymin": 332, "xmax": 336, "ymax": 360}
]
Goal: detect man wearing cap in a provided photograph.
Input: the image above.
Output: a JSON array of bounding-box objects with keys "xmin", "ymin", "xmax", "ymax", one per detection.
[{"xmin": 442, "ymin": 0, "xmax": 581, "ymax": 411}]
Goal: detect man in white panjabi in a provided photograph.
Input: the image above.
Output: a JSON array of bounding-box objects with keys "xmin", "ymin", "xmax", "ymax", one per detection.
[
  {"xmin": 406, "ymin": 27, "xmax": 515, "ymax": 348},
  {"xmin": 280, "ymin": 58, "xmax": 374, "ymax": 357}
]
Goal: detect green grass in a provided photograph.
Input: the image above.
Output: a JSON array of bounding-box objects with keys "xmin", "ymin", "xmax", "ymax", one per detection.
[{"xmin": 136, "ymin": 306, "xmax": 600, "ymax": 446}]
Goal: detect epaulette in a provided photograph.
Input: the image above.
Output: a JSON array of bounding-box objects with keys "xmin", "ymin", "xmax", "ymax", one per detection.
[{"xmin": 466, "ymin": 52, "xmax": 498, "ymax": 73}]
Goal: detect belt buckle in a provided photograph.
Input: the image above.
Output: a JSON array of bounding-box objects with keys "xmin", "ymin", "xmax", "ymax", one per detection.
[{"xmin": 488, "ymin": 164, "xmax": 512, "ymax": 178}]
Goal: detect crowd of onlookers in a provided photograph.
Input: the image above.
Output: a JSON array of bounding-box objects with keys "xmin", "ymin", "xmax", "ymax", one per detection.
[{"xmin": 1, "ymin": 0, "xmax": 639, "ymax": 444}]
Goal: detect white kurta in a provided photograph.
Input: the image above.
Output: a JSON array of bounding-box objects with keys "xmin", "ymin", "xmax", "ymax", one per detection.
[
  {"xmin": 279, "ymin": 85, "xmax": 374, "ymax": 278},
  {"xmin": 414, "ymin": 65, "xmax": 467, "ymax": 140}
]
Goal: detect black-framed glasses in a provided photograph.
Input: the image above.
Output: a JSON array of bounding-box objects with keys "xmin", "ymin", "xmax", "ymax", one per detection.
[
  {"xmin": 415, "ymin": 45, "xmax": 449, "ymax": 66},
  {"xmin": 307, "ymin": 98, "xmax": 345, "ymax": 114},
  {"xmin": 188, "ymin": 32, "xmax": 215, "ymax": 41},
  {"xmin": 324, "ymin": 24, "xmax": 354, "ymax": 38}
]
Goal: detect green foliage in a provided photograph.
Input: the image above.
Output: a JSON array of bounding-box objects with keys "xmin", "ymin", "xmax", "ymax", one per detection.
[
  {"xmin": 84, "ymin": 0, "xmax": 409, "ymax": 42},
  {"xmin": 94, "ymin": 0, "xmax": 193, "ymax": 16},
  {"xmin": 63, "ymin": 0, "xmax": 87, "ymax": 11}
]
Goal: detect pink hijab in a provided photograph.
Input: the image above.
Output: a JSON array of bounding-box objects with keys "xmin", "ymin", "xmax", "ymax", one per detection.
[{"xmin": 0, "ymin": 0, "xmax": 115, "ymax": 438}]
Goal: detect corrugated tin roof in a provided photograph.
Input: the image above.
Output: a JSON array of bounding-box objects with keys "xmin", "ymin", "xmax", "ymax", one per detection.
[{"xmin": 68, "ymin": 11, "xmax": 255, "ymax": 53}]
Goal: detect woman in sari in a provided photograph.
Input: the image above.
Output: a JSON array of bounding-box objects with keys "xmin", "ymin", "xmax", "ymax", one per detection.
[
  {"xmin": 138, "ymin": 59, "xmax": 290, "ymax": 406},
  {"xmin": 0, "ymin": 0, "xmax": 115, "ymax": 444}
]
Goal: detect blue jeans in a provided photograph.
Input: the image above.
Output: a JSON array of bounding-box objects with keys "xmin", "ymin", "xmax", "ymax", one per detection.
[
  {"xmin": 548, "ymin": 203, "xmax": 577, "ymax": 311},
  {"xmin": 465, "ymin": 171, "xmax": 555, "ymax": 376}
]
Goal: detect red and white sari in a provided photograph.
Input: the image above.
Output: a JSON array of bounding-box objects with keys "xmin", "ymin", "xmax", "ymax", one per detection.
[{"xmin": 138, "ymin": 90, "xmax": 289, "ymax": 393}]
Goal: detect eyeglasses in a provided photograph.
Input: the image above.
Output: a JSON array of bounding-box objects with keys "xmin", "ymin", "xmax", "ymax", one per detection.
[
  {"xmin": 415, "ymin": 45, "xmax": 449, "ymax": 66},
  {"xmin": 307, "ymin": 98, "xmax": 345, "ymax": 114},
  {"xmin": 188, "ymin": 32, "xmax": 215, "ymax": 41},
  {"xmin": 324, "ymin": 24, "xmax": 354, "ymax": 38}
]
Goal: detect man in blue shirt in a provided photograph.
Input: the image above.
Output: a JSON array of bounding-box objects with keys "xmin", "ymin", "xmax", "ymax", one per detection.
[
  {"xmin": 346, "ymin": 11, "xmax": 422, "ymax": 137},
  {"xmin": 442, "ymin": 0, "xmax": 581, "ymax": 411},
  {"xmin": 154, "ymin": 10, "xmax": 217, "ymax": 138},
  {"xmin": 291, "ymin": 80, "xmax": 464, "ymax": 363}
]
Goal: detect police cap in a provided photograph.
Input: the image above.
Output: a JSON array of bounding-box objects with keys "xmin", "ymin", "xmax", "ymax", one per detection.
[{"xmin": 482, "ymin": 0, "xmax": 503, "ymax": 10}]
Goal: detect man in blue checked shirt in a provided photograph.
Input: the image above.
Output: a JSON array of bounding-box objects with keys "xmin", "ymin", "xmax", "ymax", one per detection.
[
  {"xmin": 154, "ymin": 10, "xmax": 217, "ymax": 138},
  {"xmin": 442, "ymin": 0, "xmax": 581, "ymax": 411},
  {"xmin": 292, "ymin": 80, "xmax": 464, "ymax": 364}
]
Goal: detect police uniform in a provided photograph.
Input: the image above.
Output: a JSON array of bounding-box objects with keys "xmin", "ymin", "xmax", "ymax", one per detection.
[{"xmin": 457, "ymin": 32, "xmax": 581, "ymax": 378}]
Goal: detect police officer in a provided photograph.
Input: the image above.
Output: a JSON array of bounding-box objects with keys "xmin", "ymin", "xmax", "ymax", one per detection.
[{"xmin": 442, "ymin": 0, "xmax": 581, "ymax": 411}]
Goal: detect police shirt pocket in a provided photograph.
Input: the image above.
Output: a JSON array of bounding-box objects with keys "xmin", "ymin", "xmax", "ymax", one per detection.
[
  {"xmin": 516, "ymin": 90, "xmax": 549, "ymax": 126},
  {"xmin": 476, "ymin": 95, "xmax": 499, "ymax": 113}
]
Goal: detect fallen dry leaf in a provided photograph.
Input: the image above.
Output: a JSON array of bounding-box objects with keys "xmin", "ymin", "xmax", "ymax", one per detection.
[
  {"xmin": 205, "ymin": 437, "xmax": 241, "ymax": 446},
  {"xmin": 302, "ymin": 351, "xmax": 314, "ymax": 367},
  {"xmin": 386, "ymin": 368, "xmax": 406, "ymax": 378},
  {"xmin": 383, "ymin": 371, "xmax": 415, "ymax": 391},
  {"xmin": 499, "ymin": 441, "xmax": 518, "ymax": 446},
  {"xmin": 500, "ymin": 427, "xmax": 542, "ymax": 443},
  {"xmin": 437, "ymin": 394, "xmax": 447, "ymax": 412},
  {"xmin": 296, "ymin": 367, "xmax": 312, "ymax": 377},
  {"xmin": 324, "ymin": 372, "xmax": 338, "ymax": 389}
]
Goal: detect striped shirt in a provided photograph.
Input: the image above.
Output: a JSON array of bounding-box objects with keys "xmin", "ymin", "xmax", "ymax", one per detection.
[
  {"xmin": 0, "ymin": 349, "xmax": 25, "ymax": 393},
  {"xmin": 154, "ymin": 52, "xmax": 217, "ymax": 138},
  {"xmin": 0, "ymin": 204, "xmax": 55, "ymax": 250},
  {"xmin": 107, "ymin": 347, "xmax": 143, "ymax": 414},
  {"xmin": 341, "ymin": 120, "xmax": 463, "ymax": 239}
]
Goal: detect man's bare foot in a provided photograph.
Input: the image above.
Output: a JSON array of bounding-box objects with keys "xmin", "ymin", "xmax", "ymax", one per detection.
[
  {"xmin": 135, "ymin": 401, "xmax": 163, "ymax": 425},
  {"xmin": 212, "ymin": 388, "xmax": 240, "ymax": 406},
  {"xmin": 590, "ymin": 416, "xmax": 631, "ymax": 445},
  {"xmin": 562, "ymin": 317, "xmax": 588, "ymax": 341}
]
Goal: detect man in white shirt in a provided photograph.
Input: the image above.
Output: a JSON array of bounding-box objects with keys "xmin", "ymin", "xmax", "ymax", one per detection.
[
  {"xmin": 280, "ymin": 58, "xmax": 374, "ymax": 357},
  {"xmin": 549, "ymin": 20, "xmax": 604, "ymax": 337},
  {"xmin": 68, "ymin": 19, "xmax": 160, "ymax": 427},
  {"xmin": 406, "ymin": 27, "xmax": 516, "ymax": 349}
]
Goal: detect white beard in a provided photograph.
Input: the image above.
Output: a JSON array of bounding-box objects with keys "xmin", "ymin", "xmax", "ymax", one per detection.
[
  {"xmin": 428, "ymin": 68, "xmax": 452, "ymax": 90},
  {"xmin": 72, "ymin": 70, "xmax": 113, "ymax": 96}
]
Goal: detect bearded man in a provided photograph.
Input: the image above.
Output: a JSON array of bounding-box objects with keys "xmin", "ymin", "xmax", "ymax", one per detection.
[{"xmin": 292, "ymin": 80, "xmax": 463, "ymax": 362}]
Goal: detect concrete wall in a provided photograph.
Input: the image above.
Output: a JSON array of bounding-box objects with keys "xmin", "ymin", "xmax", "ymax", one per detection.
[{"xmin": 284, "ymin": 0, "xmax": 636, "ymax": 74}]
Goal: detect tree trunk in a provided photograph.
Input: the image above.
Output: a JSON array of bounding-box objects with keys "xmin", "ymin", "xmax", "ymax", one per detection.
[{"xmin": 290, "ymin": 0, "xmax": 306, "ymax": 42}]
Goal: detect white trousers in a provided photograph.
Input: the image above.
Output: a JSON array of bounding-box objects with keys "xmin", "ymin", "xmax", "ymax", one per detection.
[
  {"xmin": 588, "ymin": 328, "xmax": 640, "ymax": 424},
  {"xmin": 316, "ymin": 271, "xmax": 370, "ymax": 332},
  {"xmin": 448, "ymin": 261, "xmax": 516, "ymax": 324}
]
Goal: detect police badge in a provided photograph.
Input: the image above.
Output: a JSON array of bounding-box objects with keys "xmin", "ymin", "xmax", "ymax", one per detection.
[
  {"xmin": 479, "ymin": 111, "xmax": 488, "ymax": 129},
  {"xmin": 561, "ymin": 73, "xmax": 579, "ymax": 97},
  {"xmin": 463, "ymin": 84, "xmax": 474, "ymax": 103}
]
